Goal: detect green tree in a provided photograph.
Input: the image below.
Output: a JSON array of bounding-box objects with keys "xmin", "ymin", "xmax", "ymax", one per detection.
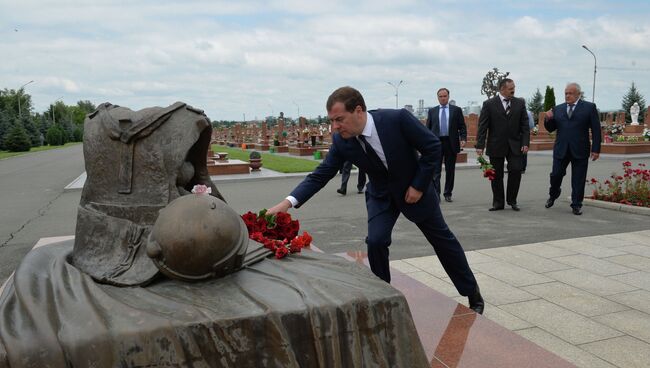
[
  {"xmin": 3, "ymin": 122, "xmax": 32, "ymax": 152},
  {"xmin": 0, "ymin": 112, "xmax": 11, "ymax": 150},
  {"xmin": 527, "ymin": 88, "xmax": 544, "ymax": 118},
  {"xmin": 543, "ymin": 86, "xmax": 556, "ymax": 111},
  {"xmin": 481, "ymin": 68, "xmax": 510, "ymax": 98},
  {"xmin": 72, "ymin": 125, "xmax": 84, "ymax": 142},
  {"xmin": 46, "ymin": 125, "xmax": 65, "ymax": 146},
  {"xmin": 621, "ymin": 82, "xmax": 647, "ymax": 125},
  {"xmin": 17, "ymin": 115, "xmax": 41, "ymax": 147}
]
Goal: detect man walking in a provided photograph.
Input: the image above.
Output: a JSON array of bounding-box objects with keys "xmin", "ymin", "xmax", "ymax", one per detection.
[
  {"xmin": 544, "ymin": 82, "xmax": 601, "ymax": 215},
  {"xmin": 337, "ymin": 161, "xmax": 366, "ymax": 195},
  {"xmin": 426, "ymin": 88, "xmax": 467, "ymax": 202},
  {"xmin": 267, "ymin": 86, "xmax": 484, "ymax": 314},
  {"xmin": 476, "ymin": 78, "xmax": 530, "ymax": 211}
]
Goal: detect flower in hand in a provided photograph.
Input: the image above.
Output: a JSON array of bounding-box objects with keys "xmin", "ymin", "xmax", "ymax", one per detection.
[{"xmin": 477, "ymin": 156, "xmax": 496, "ymax": 181}]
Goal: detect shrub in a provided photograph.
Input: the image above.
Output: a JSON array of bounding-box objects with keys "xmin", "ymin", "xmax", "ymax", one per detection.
[
  {"xmin": 46, "ymin": 125, "xmax": 65, "ymax": 146},
  {"xmin": 249, "ymin": 151, "xmax": 261, "ymax": 160}
]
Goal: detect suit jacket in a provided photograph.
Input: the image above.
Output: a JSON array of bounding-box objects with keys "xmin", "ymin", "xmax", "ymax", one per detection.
[
  {"xmin": 426, "ymin": 105, "xmax": 467, "ymax": 153},
  {"xmin": 290, "ymin": 109, "xmax": 440, "ymax": 223},
  {"xmin": 544, "ymin": 100, "xmax": 601, "ymax": 159},
  {"xmin": 476, "ymin": 96, "xmax": 530, "ymax": 157}
]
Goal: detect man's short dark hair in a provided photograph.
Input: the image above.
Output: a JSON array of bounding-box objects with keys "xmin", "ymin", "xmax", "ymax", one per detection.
[
  {"xmin": 437, "ymin": 88, "xmax": 450, "ymax": 96},
  {"xmin": 326, "ymin": 86, "xmax": 367, "ymax": 112},
  {"xmin": 498, "ymin": 78, "xmax": 514, "ymax": 90}
]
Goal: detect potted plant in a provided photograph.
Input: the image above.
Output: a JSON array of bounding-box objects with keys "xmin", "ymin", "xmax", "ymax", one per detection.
[{"xmin": 249, "ymin": 151, "xmax": 262, "ymax": 171}]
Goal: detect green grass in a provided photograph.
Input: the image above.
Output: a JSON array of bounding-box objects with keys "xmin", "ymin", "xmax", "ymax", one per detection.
[
  {"xmin": 212, "ymin": 145, "xmax": 320, "ymax": 173},
  {"xmin": 0, "ymin": 142, "xmax": 82, "ymax": 160}
]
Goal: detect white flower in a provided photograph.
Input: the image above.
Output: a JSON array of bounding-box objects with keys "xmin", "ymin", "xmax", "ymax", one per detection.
[{"xmin": 191, "ymin": 184, "xmax": 212, "ymax": 195}]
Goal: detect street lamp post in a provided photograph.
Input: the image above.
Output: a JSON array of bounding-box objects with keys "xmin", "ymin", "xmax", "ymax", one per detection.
[
  {"xmin": 293, "ymin": 101, "xmax": 300, "ymax": 118},
  {"xmin": 582, "ymin": 45, "xmax": 597, "ymax": 103},
  {"xmin": 387, "ymin": 80, "xmax": 403, "ymax": 108},
  {"xmin": 17, "ymin": 80, "xmax": 34, "ymax": 117}
]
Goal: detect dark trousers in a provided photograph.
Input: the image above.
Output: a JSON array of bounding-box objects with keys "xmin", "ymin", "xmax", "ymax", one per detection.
[
  {"xmin": 489, "ymin": 152, "xmax": 522, "ymax": 208},
  {"xmin": 433, "ymin": 137, "xmax": 457, "ymax": 197},
  {"xmin": 365, "ymin": 197, "xmax": 477, "ymax": 296},
  {"xmin": 549, "ymin": 152, "xmax": 589, "ymax": 208},
  {"xmin": 340, "ymin": 161, "xmax": 367, "ymax": 192}
]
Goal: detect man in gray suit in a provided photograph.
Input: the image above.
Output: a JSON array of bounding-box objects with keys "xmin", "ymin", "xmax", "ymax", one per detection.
[{"xmin": 476, "ymin": 78, "xmax": 530, "ymax": 211}]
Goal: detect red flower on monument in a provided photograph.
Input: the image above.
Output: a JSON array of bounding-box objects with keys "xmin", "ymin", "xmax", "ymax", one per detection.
[
  {"xmin": 240, "ymin": 209, "xmax": 311, "ymax": 259},
  {"xmin": 477, "ymin": 156, "xmax": 496, "ymax": 181},
  {"xmin": 191, "ymin": 184, "xmax": 212, "ymax": 195}
]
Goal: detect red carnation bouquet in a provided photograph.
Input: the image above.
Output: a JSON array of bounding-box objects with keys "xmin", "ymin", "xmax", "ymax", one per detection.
[
  {"xmin": 241, "ymin": 209, "xmax": 312, "ymax": 259},
  {"xmin": 477, "ymin": 155, "xmax": 496, "ymax": 181}
]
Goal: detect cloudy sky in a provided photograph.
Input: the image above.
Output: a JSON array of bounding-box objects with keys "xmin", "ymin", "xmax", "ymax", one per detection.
[{"xmin": 2, "ymin": 0, "xmax": 649, "ymax": 121}]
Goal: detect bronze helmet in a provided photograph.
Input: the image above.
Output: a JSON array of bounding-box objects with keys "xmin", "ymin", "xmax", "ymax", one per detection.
[{"xmin": 146, "ymin": 193, "xmax": 248, "ymax": 282}]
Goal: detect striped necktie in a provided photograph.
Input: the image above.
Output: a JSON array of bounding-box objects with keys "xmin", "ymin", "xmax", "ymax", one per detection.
[
  {"xmin": 568, "ymin": 104, "xmax": 575, "ymax": 118},
  {"xmin": 504, "ymin": 99, "xmax": 511, "ymax": 116}
]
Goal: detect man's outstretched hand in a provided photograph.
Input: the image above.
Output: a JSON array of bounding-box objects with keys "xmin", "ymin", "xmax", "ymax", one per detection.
[{"xmin": 267, "ymin": 199, "xmax": 292, "ymax": 215}]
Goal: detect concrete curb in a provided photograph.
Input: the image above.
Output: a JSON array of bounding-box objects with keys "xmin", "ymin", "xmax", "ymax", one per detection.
[{"xmin": 581, "ymin": 197, "xmax": 650, "ymax": 216}]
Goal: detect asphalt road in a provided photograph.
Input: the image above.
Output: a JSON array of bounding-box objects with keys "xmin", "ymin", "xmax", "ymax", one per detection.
[{"xmin": 1, "ymin": 144, "xmax": 648, "ymax": 285}]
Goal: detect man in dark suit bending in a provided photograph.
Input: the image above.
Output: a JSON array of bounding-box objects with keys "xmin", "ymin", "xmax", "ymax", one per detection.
[
  {"xmin": 267, "ymin": 86, "xmax": 484, "ymax": 314},
  {"xmin": 476, "ymin": 78, "xmax": 530, "ymax": 211},
  {"xmin": 426, "ymin": 88, "xmax": 467, "ymax": 202},
  {"xmin": 544, "ymin": 82, "xmax": 601, "ymax": 215}
]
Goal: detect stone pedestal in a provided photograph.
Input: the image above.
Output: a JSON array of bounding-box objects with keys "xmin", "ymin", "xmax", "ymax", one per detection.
[
  {"xmin": 600, "ymin": 142, "xmax": 650, "ymax": 154},
  {"xmin": 289, "ymin": 146, "xmax": 315, "ymax": 156},
  {"xmin": 624, "ymin": 125, "xmax": 644, "ymax": 134},
  {"xmin": 207, "ymin": 159, "xmax": 251, "ymax": 175}
]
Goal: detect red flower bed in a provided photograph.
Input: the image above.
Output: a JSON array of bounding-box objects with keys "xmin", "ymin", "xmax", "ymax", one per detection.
[
  {"xmin": 241, "ymin": 209, "xmax": 312, "ymax": 259},
  {"xmin": 589, "ymin": 161, "xmax": 650, "ymax": 207}
]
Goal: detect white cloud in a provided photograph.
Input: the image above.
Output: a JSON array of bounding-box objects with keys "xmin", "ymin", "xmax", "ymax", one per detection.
[{"xmin": 1, "ymin": 0, "xmax": 649, "ymax": 119}]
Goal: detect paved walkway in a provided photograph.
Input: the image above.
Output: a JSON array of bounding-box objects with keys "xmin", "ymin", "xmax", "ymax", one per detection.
[{"xmin": 391, "ymin": 230, "xmax": 650, "ymax": 368}]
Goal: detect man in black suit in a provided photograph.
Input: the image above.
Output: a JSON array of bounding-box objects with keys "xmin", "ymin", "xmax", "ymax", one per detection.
[
  {"xmin": 267, "ymin": 86, "xmax": 484, "ymax": 314},
  {"xmin": 337, "ymin": 161, "xmax": 366, "ymax": 195},
  {"xmin": 476, "ymin": 78, "xmax": 530, "ymax": 211},
  {"xmin": 544, "ymin": 82, "xmax": 601, "ymax": 215},
  {"xmin": 426, "ymin": 88, "xmax": 467, "ymax": 202}
]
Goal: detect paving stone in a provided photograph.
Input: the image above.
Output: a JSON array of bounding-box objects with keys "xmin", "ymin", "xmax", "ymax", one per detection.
[
  {"xmin": 403, "ymin": 255, "xmax": 448, "ymax": 277},
  {"xmin": 545, "ymin": 268, "xmax": 637, "ymax": 296},
  {"xmin": 522, "ymin": 282, "xmax": 629, "ymax": 317},
  {"xmin": 554, "ymin": 254, "xmax": 637, "ymax": 276},
  {"xmin": 609, "ymin": 271, "xmax": 650, "ymax": 291},
  {"xmin": 472, "ymin": 274, "xmax": 538, "ymax": 305},
  {"xmin": 476, "ymin": 247, "xmax": 572, "ymax": 273},
  {"xmin": 577, "ymin": 235, "xmax": 638, "ymax": 248},
  {"xmin": 406, "ymin": 271, "xmax": 459, "ymax": 298},
  {"xmin": 551, "ymin": 241, "xmax": 628, "ymax": 258},
  {"xmin": 603, "ymin": 254, "xmax": 650, "ymax": 271},
  {"xmin": 618, "ymin": 244, "xmax": 650, "ymax": 258},
  {"xmin": 472, "ymin": 261, "xmax": 554, "ymax": 287},
  {"xmin": 389, "ymin": 259, "xmax": 420, "ymax": 274},
  {"xmin": 580, "ymin": 336, "xmax": 650, "ymax": 368},
  {"xmin": 481, "ymin": 304, "xmax": 534, "ymax": 331},
  {"xmin": 516, "ymin": 328, "xmax": 617, "ymax": 368},
  {"xmin": 464, "ymin": 250, "xmax": 498, "ymax": 265},
  {"xmin": 501, "ymin": 299, "xmax": 623, "ymax": 345},
  {"xmin": 605, "ymin": 232, "xmax": 650, "ymax": 245},
  {"xmin": 593, "ymin": 310, "xmax": 650, "ymax": 344},
  {"xmin": 606, "ymin": 289, "xmax": 650, "ymax": 315},
  {"xmin": 513, "ymin": 242, "xmax": 578, "ymax": 258}
]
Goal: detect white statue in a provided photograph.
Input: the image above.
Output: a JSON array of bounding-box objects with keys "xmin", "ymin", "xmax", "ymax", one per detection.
[{"xmin": 630, "ymin": 102, "xmax": 640, "ymax": 125}]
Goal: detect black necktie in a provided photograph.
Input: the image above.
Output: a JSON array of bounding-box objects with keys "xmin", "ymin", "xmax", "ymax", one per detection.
[
  {"xmin": 504, "ymin": 99, "xmax": 511, "ymax": 116},
  {"xmin": 568, "ymin": 104, "xmax": 575, "ymax": 118},
  {"xmin": 358, "ymin": 135, "xmax": 387, "ymax": 172}
]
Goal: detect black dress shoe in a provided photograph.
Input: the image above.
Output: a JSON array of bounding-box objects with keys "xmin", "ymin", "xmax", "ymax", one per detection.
[
  {"xmin": 336, "ymin": 188, "xmax": 346, "ymax": 195},
  {"xmin": 572, "ymin": 207, "xmax": 582, "ymax": 215},
  {"xmin": 468, "ymin": 286, "xmax": 484, "ymax": 314},
  {"xmin": 545, "ymin": 198, "xmax": 555, "ymax": 208},
  {"xmin": 444, "ymin": 195, "xmax": 453, "ymax": 202},
  {"xmin": 510, "ymin": 204, "xmax": 520, "ymax": 211},
  {"xmin": 488, "ymin": 206, "xmax": 504, "ymax": 211}
]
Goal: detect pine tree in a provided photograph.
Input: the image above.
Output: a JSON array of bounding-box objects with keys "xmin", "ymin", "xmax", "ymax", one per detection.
[
  {"xmin": 543, "ymin": 86, "xmax": 556, "ymax": 111},
  {"xmin": 3, "ymin": 122, "xmax": 32, "ymax": 152},
  {"xmin": 527, "ymin": 88, "xmax": 544, "ymax": 119},
  {"xmin": 621, "ymin": 82, "xmax": 647, "ymax": 125}
]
